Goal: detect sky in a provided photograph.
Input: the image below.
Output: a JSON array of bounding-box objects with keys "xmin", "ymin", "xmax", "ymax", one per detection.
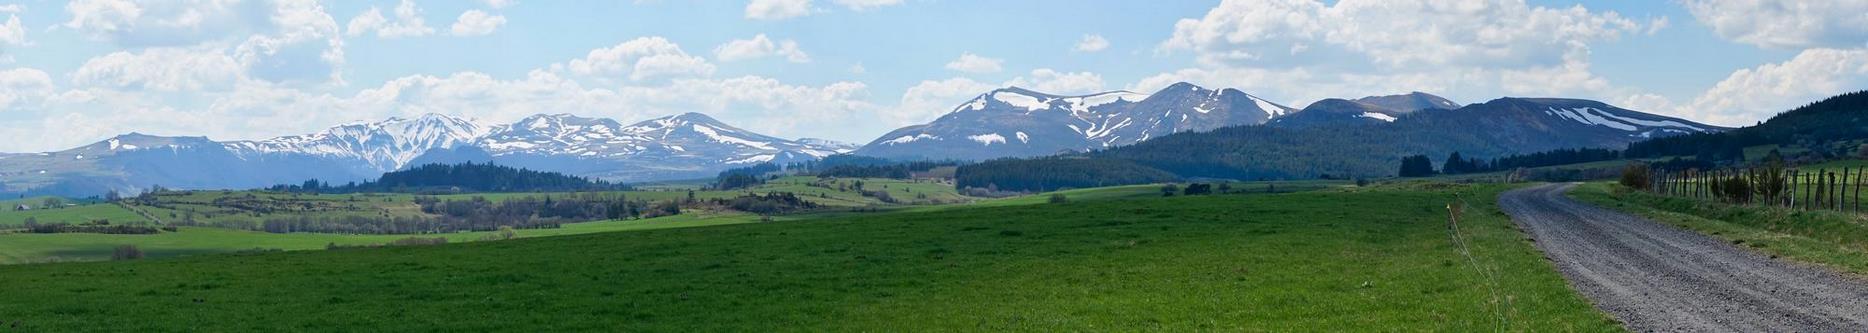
[{"xmin": 0, "ymin": 0, "xmax": 1865, "ymax": 152}]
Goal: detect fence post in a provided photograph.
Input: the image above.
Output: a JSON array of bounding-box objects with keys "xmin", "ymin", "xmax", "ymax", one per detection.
[{"xmin": 1789, "ymin": 169, "xmax": 1798, "ymax": 209}]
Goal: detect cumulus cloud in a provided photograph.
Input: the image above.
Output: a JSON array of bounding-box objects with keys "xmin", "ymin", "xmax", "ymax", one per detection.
[
  {"xmin": 346, "ymin": 0, "xmax": 434, "ymax": 38},
  {"xmin": 1137, "ymin": 0, "xmax": 1651, "ymax": 108},
  {"xmin": 484, "ymin": 0, "xmax": 516, "ymax": 9},
  {"xmin": 884, "ymin": 77, "xmax": 997, "ymax": 127},
  {"xmin": 72, "ymin": 47, "xmax": 244, "ymax": 91},
  {"xmin": 1682, "ymin": 0, "xmax": 1868, "ymax": 49},
  {"xmin": 832, "ymin": 0, "xmax": 902, "ymax": 11},
  {"xmin": 563, "ymin": 36, "xmax": 715, "ymax": 81},
  {"xmin": 713, "ymin": 34, "xmax": 810, "ymax": 63},
  {"xmin": 1160, "ymin": 0, "xmax": 1642, "ymax": 68},
  {"xmin": 1005, "ymin": 69, "xmax": 1104, "ymax": 95},
  {"xmin": 745, "ymin": 0, "xmax": 810, "ymax": 20},
  {"xmin": 450, "ymin": 10, "xmax": 506, "ymax": 36},
  {"xmin": 0, "ymin": 67, "xmax": 53, "ymax": 109},
  {"xmin": 943, "ymin": 53, "xmax": 1003, "ymax": 73},
  {"xmin": 1073, "ymin": 34, "xmax": 1109, "ymax": 52},
  {"xmin": 1671, "ymin": 48, "xmax": 1868, "ymax": 126}
]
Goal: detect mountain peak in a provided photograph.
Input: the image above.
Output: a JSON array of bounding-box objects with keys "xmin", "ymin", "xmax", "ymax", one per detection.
[
  {"xmin": 667, "ymin": 112, "xmax": 725, "ymax": 125},
  {"xmin": 1353, "ymin": 92, "xmax": 1461, "ymax": 113}
]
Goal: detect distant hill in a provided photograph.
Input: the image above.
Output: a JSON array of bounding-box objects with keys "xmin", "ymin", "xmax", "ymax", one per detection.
[
  {"xmin": 958, "ymin": 96, "xmax": 1725, "ymax": 191},
  {"xmin": 1625, "ymin": 90, "xmax": 1868, "ymax": 161},
  {"xmin": 1353, "ymin": 92, "xmax": 1462, "ymax": 113}
]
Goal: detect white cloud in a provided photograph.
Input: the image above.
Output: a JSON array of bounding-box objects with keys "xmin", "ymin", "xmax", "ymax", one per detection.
[
  {"xmin": 944, "ymin": 53, "xmax": 1003, "ymax": 73},
  {"xmin": 1005, "ymin": 69, "xmax": 1104, "ymax": 95},
  {"xmin": 484, "ymin": 0, "xmax": 516, "ymax": 9},
  {"xmin": 1672, "ymin": 48, "xmax": 1868, "ymax": 126},
  {"xmin": 1136, "ymin": 0, "xmax": 1649, "ymax": 108},
  {"xmin": 1645, "ymin": 16, "xmax": 1669, "ymax": 36},
  {"xmin": 234, "ymin": 0, "xmax": 345, "ymax": 84},
  {"xmin": 713, "ymin": 34, "xmax": 810, "ymax": 63},
  {"xmin": 0, "ymin": 5, "xmax": 22, "ymax": 13},
  {"xmin": 848, "ymin": 63, "xmax": 866, "ymax": 75},
  {"xmin": 1073, "ymin": 34, "xmax": 1109, "ymax": 53},
  {"xmin": 746, "ymin": 0, "xmax": 811, "ymax": 20},
  {"xmin": 0, "ymin": 14, "xmax": 24, "ymax": 47},
  {"xmin": 60, "ymin": 0, "xmax": 142, "ymax": 41},
  {"xmin": 884, "ymin": 77, "xmax": 997, "ymax": 127},
  {"xmin": 72, "ymin": 47, "xmax": 244, "ymax": 91},
  {"xmin": 0, "ymin": 67, "xmax": 53, "ymax": 109},
  {"xmin": 1161, "ymin": 0, "xmax": 1642, "ymax": 68},
  {"xmin": 564, "ymin": 36, "xmax": 715, "ymax": 81},
  {"xmin": 832, "ymin": 0, "xmax": 901, "ymax": 11},
  {"xmin": 1682, "ymin": 0, "xmax": 1868, "ymax": 49},
  {"xmin": 449, "ymin": 10, "xmax": 506, "ymax": 36},
  {"xmin": 346, "ymin": 0, "xmax": 434, "ymax": 38}
]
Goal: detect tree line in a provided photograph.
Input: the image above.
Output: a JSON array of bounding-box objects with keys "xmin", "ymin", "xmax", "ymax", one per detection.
[{"xmin": 269, "ymin": 162, "xmax": 627, "ymax": 194}]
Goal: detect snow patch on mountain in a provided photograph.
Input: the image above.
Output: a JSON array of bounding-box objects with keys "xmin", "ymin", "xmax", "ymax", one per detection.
[{"xmin": 968, "ymin": 133, "xmax": 1007, "ymax": 146}]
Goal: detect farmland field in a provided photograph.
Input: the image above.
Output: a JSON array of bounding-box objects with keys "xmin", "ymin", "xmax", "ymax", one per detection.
[{"xmin": 0, "ymin": 183, "xmax": 1617, "ymax": 331}]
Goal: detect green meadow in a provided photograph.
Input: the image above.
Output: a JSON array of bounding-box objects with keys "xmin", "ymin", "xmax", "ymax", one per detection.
[{"xmin": 0, "ymin": 183, "xmax": 1617, "ymax": 331}]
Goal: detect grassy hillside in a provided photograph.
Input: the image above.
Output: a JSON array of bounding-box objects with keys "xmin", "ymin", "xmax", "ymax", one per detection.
[
  {"xmin": 0, "ymin": 183, "xmax": 1616, "ymax": 331},
  {"xmin": 0, "ymin": 202, "xmax": 150, "ymax": 227},
  {"xmin": 0, "ymin": 211, "xmax": 765, "ymax": 264}
]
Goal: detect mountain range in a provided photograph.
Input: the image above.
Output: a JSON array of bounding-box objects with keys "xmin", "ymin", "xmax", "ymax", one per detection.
[
  {"xmin": 0, "ymin": 80, "xmax": 1726, "ymax": 197},
  {"xmin": 0, "ymin": 112, "xmax": 849, "ymax": 197},
  {"xmin": 853, "ymin": 83, "xmax": 1296, "ymax": 160}
]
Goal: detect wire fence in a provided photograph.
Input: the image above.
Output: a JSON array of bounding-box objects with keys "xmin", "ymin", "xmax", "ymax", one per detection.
[{"xmin": 1645, "ymin": 166, "xmax": 1867, "ymax": 212}]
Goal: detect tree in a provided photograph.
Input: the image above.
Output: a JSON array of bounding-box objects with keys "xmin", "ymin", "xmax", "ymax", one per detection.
[
  {"xmin": 1047, "ymin": 193, "xmax": 1068, "ymax": 204},
  {"xmin": 1161, "ymin": 184, "xmax": 1180, "ymax": 197},
  {"xmin": 1398, "ymin": 155, "xmax": 1436, "ymax": 177},
  {"xmin": 112, "ymin": 245, "xmax": 144, "ymax": 260},
  {"xmin": 1618, "ymin": 163, "xmax": 1651, "ymax": 191},
  {"xmin": 40, "ymin": 197, "xmax": 61, "ymax": 210},
  {"xmin": 1183, "ymin": 183, "xmax": 1213, "ymax": 195}
]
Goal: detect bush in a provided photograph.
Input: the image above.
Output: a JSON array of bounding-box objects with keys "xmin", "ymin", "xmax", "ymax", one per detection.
[
  {"xmin": 1048, "ymin": 193, "xmax": 1068, "ymax": 204},
  {"xmin": 1619, "ymin": 163, "xmax": 1652, "ymax": 190},
  {"xmin": 478, "ymin": 226, "xmax": 518, "ymax": 241},
  {"xmin": 1161, "ymin": 184, "xmax": 1180, "ymax": 197},
  {"xmin": 388, "ymin": 237, "xmax": 449, "ymax": 246},
  {"xmin": 1183, "ymin": 183, "xmax": 1213, "ymax": 195},
  {"xmin": 112, "ymin": 245, "xmax": 144, "ymax": 261}
]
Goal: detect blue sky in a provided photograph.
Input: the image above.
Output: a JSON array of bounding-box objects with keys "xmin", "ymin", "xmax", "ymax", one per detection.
[{"xmin": 0, "ymin": 0, "xmax": 1864, "ymax": 152}]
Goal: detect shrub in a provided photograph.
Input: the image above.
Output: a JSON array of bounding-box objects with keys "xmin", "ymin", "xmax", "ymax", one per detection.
[
  {"xmin": 1161, "ymin": 184, "xmax": 1180, "ymax": 197},
  {"xmin": 478, "ymin": 226, "xmax": 518, "ymax": 241},
  {"xmin": 1619, "ymin": 163, "xmax": 1652, "ymax": 190},
  {"xmin": 388, "ymin": 237, "xmax": 449, "ymax": 246},
  {"xmin": 1048, "ymin": 193, "xmax": 1068, "ymax": 204},
  {"xmin": 111, "ymin": 245, "xmax": 144, "ymax": 261},
  {"xmin": 1183, "ymin": 183, "xmax": 1213, "ymax": 195}
]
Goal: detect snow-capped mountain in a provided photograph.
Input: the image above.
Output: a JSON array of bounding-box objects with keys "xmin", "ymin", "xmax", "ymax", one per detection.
[
  {"xmin": 796, "ymin": 138, "xmax": 860, "ymax": 153},
  {"xmin": 1269, "ymin": 98, "xmax": 1405, "ymax": 127},
  {"xmin": 0, "ymin": 112, "xmax": 847, "ymax": 197},
  {"xmin": 224, "ymin": 113, "xmax": 494, "ymax": 171},
  {"xmin": 854, "ymin": 82, "xmax": 1295, "ymax": 160},
  {"xmin": 1316, "ymin": 97, "xmax": 1726, "ymax": 157},
  {"xmin": 449, "ymin": 113, "xmax": 840, "ymax": 180},
  {"xmin": 1352, "ymin": 92, "xmax": 1462, "ymax": 113}
]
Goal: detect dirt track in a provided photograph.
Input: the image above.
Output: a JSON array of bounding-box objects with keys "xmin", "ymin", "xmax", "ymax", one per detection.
[{"xmin": 1498, "ymin": 183, "xmax": 1868, "ymax": 331}]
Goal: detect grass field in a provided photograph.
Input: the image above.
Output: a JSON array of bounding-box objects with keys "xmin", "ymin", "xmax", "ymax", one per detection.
[
  {"xmin": 0, "ymin": 183, "xmax": 1616, "ymax": 331},
  {"xmin": 0, "ymin": 202, "xmax": 150, "ymax": 227},
  {"xmin": 1571, "ymin": 182, "xmax": 1868, "ymax": 276},
  {"xmin": 0, "ymin": 210, "xmax": 768, "ymax": 264}
]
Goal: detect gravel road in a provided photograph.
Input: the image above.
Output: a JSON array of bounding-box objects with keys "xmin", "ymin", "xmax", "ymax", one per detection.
[{"xmin": 1499, "ymin": 183, "xmax": 1868, "ymax": 331}]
